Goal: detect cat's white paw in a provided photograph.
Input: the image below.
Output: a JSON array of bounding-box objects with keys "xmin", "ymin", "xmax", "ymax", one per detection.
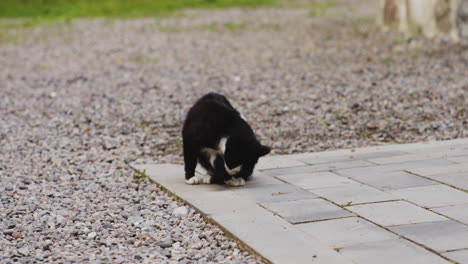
[
  {"xmin": 186, "ymin": 175, "xmax": 212, "ymax": 185},
  {"xmin": 202, "ymin": 175, "xmax": 212, "ymax": 184},
  {"xmin": 225, "ymin": 177, "xmax": 245, "ymax": 187},
  {"xmin": 186, "ymin": 176, "xmax": 201, "ymax": 185}
]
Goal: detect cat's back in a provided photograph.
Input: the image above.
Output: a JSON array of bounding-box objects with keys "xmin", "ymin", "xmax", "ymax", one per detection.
[{"xmin": 183, "ymin": 93, "xmax": 239, "ymax": 135}]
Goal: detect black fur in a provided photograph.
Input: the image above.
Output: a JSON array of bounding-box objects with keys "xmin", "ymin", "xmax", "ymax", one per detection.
[{"xmin": 182, "ymin": 93, "xmax": 270, "ymax": 184}]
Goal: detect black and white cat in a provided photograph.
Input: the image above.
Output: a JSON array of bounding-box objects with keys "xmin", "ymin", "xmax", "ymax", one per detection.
[{"xmin": 182, "ymin": 93, "xmax": 270, "ymax": 186}]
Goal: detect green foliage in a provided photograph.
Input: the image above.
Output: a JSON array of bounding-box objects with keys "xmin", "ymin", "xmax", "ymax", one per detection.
[
  {"xmin": 175, "ymin": 138, "xmax": 183, "ymax": 148},
  {"xmin": 133, "ymin": 169, "xmax": 148, "ymax": 184},
  {"xmin": 381, "ymin": 56, "xmax": 393, "ymax": 64},
  {"xmin": 171, "ymin": 191, "xmax": 180, "ymax": 201},
  {"xmin": 0, "ymin": 0, "xmax": 276, "ymax": 20},
  {"xmin": 309, "ymin": 0, "xmax": 336, "ymax": 17},
  {"xmin": 340, "ymin": 201, "xmax": 352, "ymax": 207}
]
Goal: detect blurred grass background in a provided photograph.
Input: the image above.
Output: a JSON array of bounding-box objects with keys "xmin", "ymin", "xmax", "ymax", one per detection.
[{"xmin": 0, "ymin": 0, "xmax": 276, "ymax": 18}]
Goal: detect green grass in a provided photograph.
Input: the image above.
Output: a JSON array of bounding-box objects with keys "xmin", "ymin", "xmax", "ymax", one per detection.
[
  {"xmin": 309, "ymin": 0, "xmax": 336, "ymax": 17},
  {"xmin": 132, "ymin": 169, "xmax": 148, "ymax": 184},
  {"xmin": 0, "ymin": 0, "xmax": 276, "ymax": 27},
  {"xmin": 0, "ymin": 0, "xmax": 276, "ymax": 18}
]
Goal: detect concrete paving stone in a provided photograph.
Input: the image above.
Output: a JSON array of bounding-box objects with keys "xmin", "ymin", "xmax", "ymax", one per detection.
[
  {"xmin": 368, "ymin": 149, "xmax": 468, "ymax": 165},
  {"xmin": 442, "ymin": 250, "xmax": 468, "ymax": 264},
  {"xmin": 347, "ymin": 201, "xmax": 447, "ymax": 226},
  {"xmin": 245, "ymin": 171, "xmax": 285, "ymax": 187},
  {"xmin": 276, "ymin": 171, "xmax": 355, "ymax": 190},
  {"xmin": 261, "ymin": 160, "xmax": 373, "ymax": 177},
  {"xmin": 299, "ymin": 160, "xmax": 374, "ymax": 171},
  {"xmin": 425, "ymin": 172, "xmax": 468, "ymax": 191},
  {"xmin": 256, "ymin": 156, "xmax": 306, "ymax": 170},
  {"xmin": 389, "ymin": 185, "xmax": 468, "ymax": 208},
  {"xmin": 297, "ymin": 217, "xmax": 398, "ymax": 248},
  {"xmin": 335, "ymin": 159, "xmax": 455, "ymax": 178},
  {"xmin": 212, "ymin": 209, "xmax": 354, "ymax": 264},
  {"xmin": 261, "ymin": 198, "xmax": 354, "ymax": 224},
  {"xmin": 137, "ymin": 164, "xmax": 353, "ymax": 264},
  {"xmin": 351, "ymin": 171, "xmax": 438, "ymax": 190},
  {"xmin": 447, "ymin": 155, "xmax": 468, "ymax": 164},
  {"xmin": 231, "ymin": 182, "xmax": 318, "ymax": 203},
  {"xmin": 293, "ymin": 139, "xmax": 468, "ymax": 160},
  {"xmin": 309, "ymin": 183, "xmax": 397, "ymax": 205},
  {"xmin": 339, "ymin": 239, "xmax": 450, "ymax": 264},
  {"xmin": 348, "ymin": 150, "xmax": 410, "ymax": 160},
  {"xmin": 299, "ymin": 151, "xmax": 408, "ymax": 165},
  {"xmin": 389, "ymin": 221, "xmax": 468, "ymax": 252},
  {"xmin": 406, "ymin": 144, "xmax": 468, "ymax": 154},
  {"xmin": 261, "ymin": 166, "xmax": 321, "ymax": 177},
  {"xmin": 409, "ymin": 163, "xmax": 468, "ymax": 176},
  {"xmin": 431, "ymin": 204, "xmax": 468, "ymax": 224}
]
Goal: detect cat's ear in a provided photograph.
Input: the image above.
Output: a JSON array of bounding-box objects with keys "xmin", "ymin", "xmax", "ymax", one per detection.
[{"xmin": 258, "ymin": 145, "xmax": 271, "ymax": 157}]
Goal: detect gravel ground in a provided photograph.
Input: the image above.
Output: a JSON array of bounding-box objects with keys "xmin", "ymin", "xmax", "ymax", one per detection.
[{"xmin": 1, "ymin": 0, "xmax": 467, "ymax": 263}]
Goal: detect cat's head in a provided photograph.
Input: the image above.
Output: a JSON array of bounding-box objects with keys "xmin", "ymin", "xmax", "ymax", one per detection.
[{"xmin": 225, "ymin": 142, "xmax": 271, "ymax": 179}]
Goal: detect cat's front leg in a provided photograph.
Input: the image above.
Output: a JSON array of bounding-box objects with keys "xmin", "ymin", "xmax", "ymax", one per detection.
[
  {"xmin": 185, "ymin": 173, "xmax": 213, "ymax": 185},
  {"xmin": 211, "ymin": 155, "xmax": 233, "ymax": 184},
  {"xmin": 183, "ymin": 141, "xmax": 198, "ymax": 180},
  {"xmin": 213, "ymin": 158, "xmax": 245, "ymax": 187}
]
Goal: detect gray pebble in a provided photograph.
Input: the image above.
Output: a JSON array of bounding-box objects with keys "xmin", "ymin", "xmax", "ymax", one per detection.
[
  {"xmin": 1, "ymin": 4, "xmax": 458, "ymax": 264},
  {"xmin": 17, "ymin": 248, "xmax": 29, "ymax": 256}
]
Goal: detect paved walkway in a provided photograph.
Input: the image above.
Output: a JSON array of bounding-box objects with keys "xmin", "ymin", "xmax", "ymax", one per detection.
[{"xmin": 133, "ymin": 139, "xmax": 468, "ymax": 264}]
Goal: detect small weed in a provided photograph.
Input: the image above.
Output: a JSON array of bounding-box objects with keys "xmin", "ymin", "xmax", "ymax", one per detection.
[
  {"xmin": 172, "ymin": 192, "xmax": 180, "ymax": 201},
  {"xmin": 411, "ymin": 47, "xmax": 420, "ymax": 60},
  {"xmin": 334, "ymin": 247, "xmax": 344, "ymax": 252},
  {"xmin": 321, "ymin": 119, "xmax": 329, "ymax": 125},
  {"xmin": 335, "ymin": 112, "xmax": 345, "ymax": 120},
  {"xmin": 137, "ymin": 121, "xmax": 149, "ymax": 129},
  {"xmin": 340, "ymin": 201, "xmax": 353, "ymax": 207},
  {"xmin": 393, "ymin": 33, "xmax": 420, "ymax": 45},
  {"xmin": 350, "ymin": 25, "xmax": 369, "ymax": 39},
  {"xmin": 175, "ymin": 138, "xmax": 183, "ymax": 148},
  {"xmin": 359, "ymin": 133, "xmax": 369, "ymax": 139},
  {"xmin": 309, "ymin": 0, "xmax": 336, "ymax": 17},
  {"xmin": 393, "ymin": 24, "xmax": 421, "ymax": 45},
  {"xmin": 131, "ymin": 55, "xmax": 157, "ymax": 64},
  {"xmin": 224, "ymin": 22, "xmax": 248, "ymax": 32},
  {"xmin": 381, "ymin": 56, "xmax": 393, "ymax": 64},
  {"xmin": 133, "ymin": 169, "xmax": 148, "ymax": 184}
]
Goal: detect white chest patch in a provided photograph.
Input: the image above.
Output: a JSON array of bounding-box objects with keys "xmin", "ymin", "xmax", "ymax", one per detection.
[
  {"xmin": 200, "ymin": 137, "xmax": 242, "ymax": 175},
  {"xmin": 218, "ymin": 137, "xmax": 228, "ymax": 155}
]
